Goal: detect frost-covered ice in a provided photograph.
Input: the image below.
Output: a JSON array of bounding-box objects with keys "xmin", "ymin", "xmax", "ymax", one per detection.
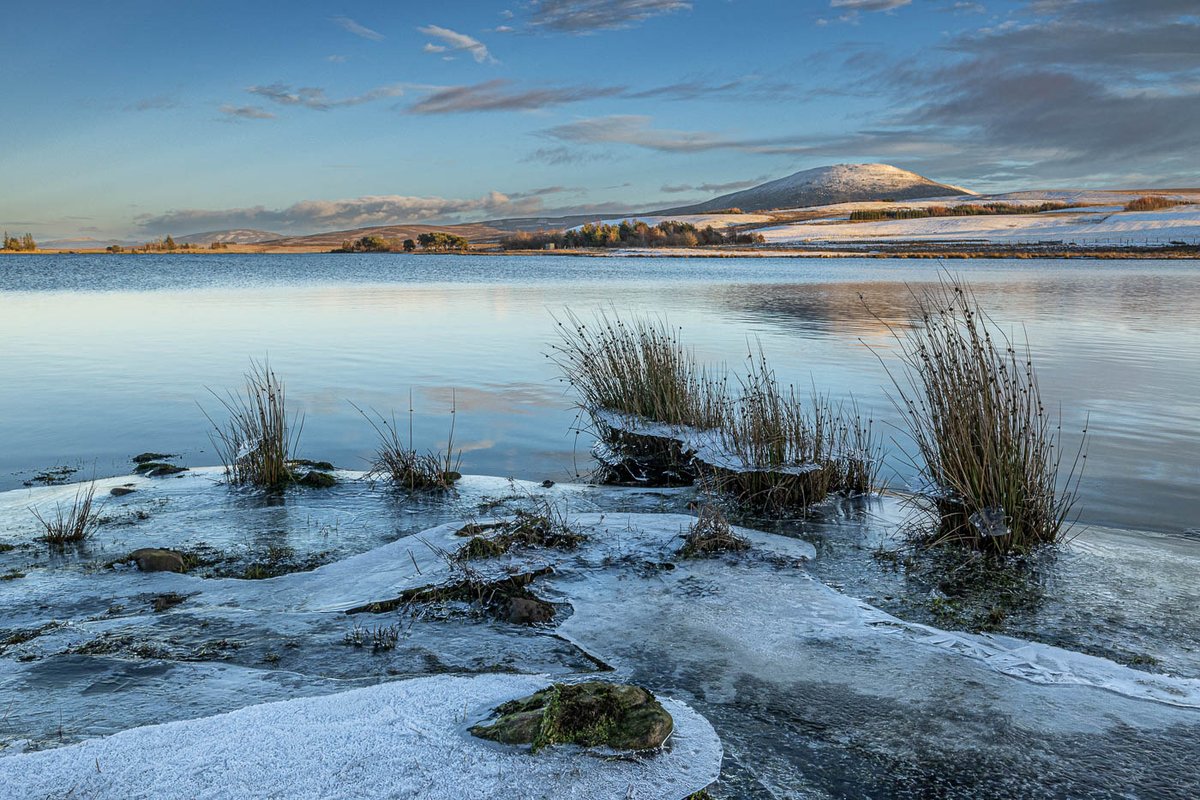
[
  {"xmin": 5, "ymin": 473, "xmax": 1200, "ymax": 797},
  {"xmin": 0, "ymin": 674, "xmax": 722, "ymax": 800}
]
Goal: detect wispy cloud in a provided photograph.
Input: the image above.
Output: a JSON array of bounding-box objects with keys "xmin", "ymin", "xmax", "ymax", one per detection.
[
  {"xmin": 418, "ymin": 25, "xmax": 496, "ymax": 63},
  {"xmin": 333, "ymin": 16, "xmax": 384, "ymax": 41},
  {"xmin": 542, "ymin": 115, "xmax": 737, "ymax": 153},
  {"xmin": 245, "ymin": 82, "xmax": 405, "ymax": 111},
  {"xmin": 127, "ymin": 94, "xmax": 179, "ymax": 112},
  {"xmin": 408, "ymin": 80, "xmax": 623, "ymax": 114},
  {"xmin": 405, "ymin": 76, "xmax": 793, "ymax": 114},
  {"xmin": 520, "ymin": 146, "xmax": 604, "ymax": 165},
  {"xmin": 526, "ymin": 0, "xmax": 691, "ymax": 33},
  {"xmin": 218, "ymin": 104, "xmax": 275, "ymax": 120}
]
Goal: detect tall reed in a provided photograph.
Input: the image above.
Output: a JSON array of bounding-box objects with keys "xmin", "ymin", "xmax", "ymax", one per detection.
[
  {"xmin": 30, "ymin": 481, "xmax": 103, "ymax": 545},
  {"xmin": 203, "ymin": 360, "xmax": 301, "ymax": 489},
  {"xmin": 881, "ymin": 278, "xmax": 1085, "ymax": 551}
]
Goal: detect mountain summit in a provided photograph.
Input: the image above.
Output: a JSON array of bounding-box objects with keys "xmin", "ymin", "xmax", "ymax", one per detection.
[{"xmin": 659, "ymin": 163, "xmax": 974, "ymax": 214}]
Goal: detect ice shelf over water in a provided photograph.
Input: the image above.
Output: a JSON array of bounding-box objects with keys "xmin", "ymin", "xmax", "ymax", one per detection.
[{"xmin": 0, "ymin": 673, "xmax": 722, "ymax": 800}]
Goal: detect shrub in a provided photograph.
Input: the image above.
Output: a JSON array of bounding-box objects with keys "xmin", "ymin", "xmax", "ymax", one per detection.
[
  {"xmin": 30, "ymin": 482, "xmax": 103, "ymax": 545},
  {"xmin": 849, "ymin": 202, "xmax": 1071, "ymax": 222},
  {"xmin": 879, "ymin": 278, "xmax": 1086, "ymax": 552},
  {"xmin": 1123, "ymin": 196, "xmax": 1188, "ymax": 212},
  {"xmin": 203, "ymin": 360, "xmax": 301, "ymax": 489},
  {"xmin": 678, "ymin": 504, "xmax": 749, "ymax": 557}
]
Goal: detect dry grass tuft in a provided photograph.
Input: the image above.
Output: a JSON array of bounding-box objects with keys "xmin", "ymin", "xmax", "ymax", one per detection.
[
  {"xmin": 355, "ymin": 395, "xmax": 462, "ymax": 492},
  {"xmin": 30, "ymin": 482, "xmax": 103, "ymax": 545},
  {"xmin": 679, "ymin": 504, "xmax": 749, "ymax": 557},
  {"xmin": 203, "ymin": 359, "xmax": 301, "ymax": 489}
]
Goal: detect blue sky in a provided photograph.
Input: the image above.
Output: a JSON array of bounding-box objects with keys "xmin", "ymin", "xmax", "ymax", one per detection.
[{"xmin": 2, "ymin": 0, "xmax": 1197, "ymax": 239}]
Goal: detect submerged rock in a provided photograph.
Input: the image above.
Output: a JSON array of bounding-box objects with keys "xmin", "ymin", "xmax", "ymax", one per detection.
[
  {"xmin": 134, "ymin": 462, "xmax": 188, "ymax": 477},
  {"xmin": 132, "ymin": 452, "xmax": 175, "ymax": 464},
  {"xmin": 294, "ymin": 471, "xmax": 337, "ymax": 489},
  {"xmin": 504, "ymin": 597, "xmax": 554, "ymax": 625},
  {"xmin": 470, "ymin": 681, "xmax": 674, "ymax": 752},
  {"xmin": 128, "ymin": 548, "xmax": 187, "ymax": 573}
]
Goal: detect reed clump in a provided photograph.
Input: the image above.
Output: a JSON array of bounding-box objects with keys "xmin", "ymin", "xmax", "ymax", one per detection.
[
  {"xmin": 553, "ymin": 310, "xmax": 881, "ymax": 511},
  {"xmin": 883, "ymin": 278, "xmax": 1085, "ymax": 552},
  {"xmin": 203, "ymin": 360, "xmax": 300, "ymax": 489},
  {"xmin": 711, "ymin": 351, "xmax": 880, "ymax": 512},
  {"xmin": 355, "ymin": 397, "xmax": 462, "ymax": 492},
  {"xmin": 551, "ymin": 310, "xmax": 728, "ymax": 430},
  {"xmin": 30, "ymin": 482, "xmax": 103, "ymax": 545}
]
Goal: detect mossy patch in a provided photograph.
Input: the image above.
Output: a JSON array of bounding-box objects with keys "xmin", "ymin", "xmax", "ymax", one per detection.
[
  {"xmin": 470, "ymin": 681, "xmax": 674, "ymax": 752},
  {"xmin": 23, "ymin": 466, "xmax": 78, "ymax": 486},
  {"xmin": 293, "ymin": 470, "xmax": 337, "ymax": 488},
  {"xmin": 453, "ymin": 507, "xmax": 586, "ymax": 561},
  {"xmin": 345, "ymin": 568, "xmax": 555, "ymax": 625}
]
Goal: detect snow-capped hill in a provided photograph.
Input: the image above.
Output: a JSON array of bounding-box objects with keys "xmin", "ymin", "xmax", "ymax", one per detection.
[
  {"xmin": 176, "ymin": 229, "xmax": 282, "ymax": 245},
  {"xmin": 659, "ymin": 163, "xmax": 975, "ymax": 214}
]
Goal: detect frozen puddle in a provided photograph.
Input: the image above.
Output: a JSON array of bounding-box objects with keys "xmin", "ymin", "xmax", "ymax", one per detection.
[{"xmin": 0, "ymin": 673, "xmax": 722, "ymax": 800}]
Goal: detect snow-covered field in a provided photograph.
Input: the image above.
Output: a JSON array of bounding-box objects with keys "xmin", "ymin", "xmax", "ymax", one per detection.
[{"xmin": 758, "ymin": 204, "xmax": 1200, "ymax": 246}]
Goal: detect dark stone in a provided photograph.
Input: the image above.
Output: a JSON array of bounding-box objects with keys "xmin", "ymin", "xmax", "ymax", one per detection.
[
  {"xmin": 151, "ymin": 593, "xmax": 186, "ymax": 612},
  {"xmin": 134, "ymin": 462, "xmax": 187, "ymax": 477},
  {"xmin": 504, "ymin": 596, "xmax": 554, "ymax": 625},
  {"xmin": 128, "ymin": 548, "xmax": 186, "ymax": 573},
  {"xmin": 132, "ymin": 452, "xmax": 175, "ymax": 464},
  {"xmin": 110, "ymin": 486, "xmax": 137, "ymax": 497},
  {"xmin": 470, "ymin": 681, "xmax": 674, "ymax": 752},
  {"xmin": 295, "ymin": 471, "xmax": 337, "ymax": 488}
]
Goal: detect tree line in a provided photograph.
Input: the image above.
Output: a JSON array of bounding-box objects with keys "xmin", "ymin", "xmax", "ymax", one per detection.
[
  {"xmin": 2, "ymin": 232, "xmax": 37, "ymax": 251},
  {"xmin": 333, "ymin": 232, "xmax": 469, "ymax": 253},
  {"xmin": 849, "ymin": 202, "xmax": 1071, "ymax": 222},
  {"xmin": 500, "ymin": 220, "xmax": 766, "ymax": 250}
]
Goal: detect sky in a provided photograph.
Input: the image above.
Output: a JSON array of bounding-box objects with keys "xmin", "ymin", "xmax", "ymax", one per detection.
[{"xmin": 1, "ymin": 0, "xmax": 1197, "ymax": 240}]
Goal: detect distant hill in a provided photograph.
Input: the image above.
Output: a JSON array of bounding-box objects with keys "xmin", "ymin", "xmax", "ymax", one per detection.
[
  {"xmin": 176, "ymin": 229, "xmax": 281, "ymax": 245},
  {"xmin": 260, "ymin": 222, "xmax": 508, "ymax": 248},
  {"xmin": 39, "ymin": 237, "xmax": 140, "ymax": 250},
  {"xmin": 656, "ymin": 163, "xmax": 975, "ymax": 214}
]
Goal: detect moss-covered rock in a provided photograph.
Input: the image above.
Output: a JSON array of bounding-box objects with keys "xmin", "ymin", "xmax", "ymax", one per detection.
[
  {"xmin": 288, "ymin": 459, "xmax": 336, "ymax": 471},
  {"xmin": 470, "ymin": 681, "xmax": 674, "ymax": 753},
  {"xmin": 294, "ymin": 470, "xmax": 337, "ymax": 488}
]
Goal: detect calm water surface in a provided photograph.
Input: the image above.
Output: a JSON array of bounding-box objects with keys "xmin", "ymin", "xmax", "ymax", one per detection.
[{"xmin": 1, "ymin": 253, "xmax": 1197, "ymax": 535}]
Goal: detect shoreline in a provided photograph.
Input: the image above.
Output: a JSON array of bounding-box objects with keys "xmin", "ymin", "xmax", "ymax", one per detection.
[{"xmin": 6, "ymin": 244, "xmax": 1199, "ymax": 259}]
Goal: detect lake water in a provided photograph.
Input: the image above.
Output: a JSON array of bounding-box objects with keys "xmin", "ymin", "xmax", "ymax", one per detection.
[{"xmin": 2, "ymin": 253, "xmax": 1197, "ymax": 535}]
